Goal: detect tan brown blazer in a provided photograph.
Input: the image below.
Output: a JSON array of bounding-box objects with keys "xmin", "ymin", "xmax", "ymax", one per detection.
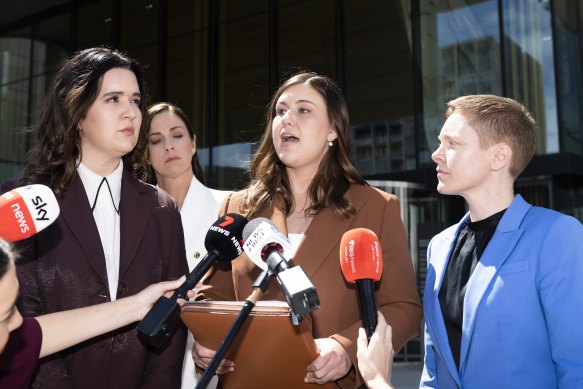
[{"xmin": 199, "ymin": 184, "xmax": 422, "ymax": 388}]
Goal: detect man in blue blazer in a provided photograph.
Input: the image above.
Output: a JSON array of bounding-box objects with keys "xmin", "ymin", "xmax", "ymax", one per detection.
[{"xmin": 421, "ymin": 95, "xmax": 583, "ymax": 388}]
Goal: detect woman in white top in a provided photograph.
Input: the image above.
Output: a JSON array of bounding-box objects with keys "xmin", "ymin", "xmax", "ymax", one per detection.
[{"xmin": 146, "ymin": 102, "xmax": 230, "ymax": 389}]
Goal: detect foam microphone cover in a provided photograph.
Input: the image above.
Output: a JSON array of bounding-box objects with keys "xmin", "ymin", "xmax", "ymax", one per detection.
[
  {"xmin": 242, "ymin": 217, "xmax": 294, "ymax": 270},
  {"xmin": 204, "ymin": 213, "xmax": 248, "ymax": 260},
  {"xmin": 0, "ymin": 184, "xmax": 60, "ymax": 242},
  {"xmin": 242, "ymin": 217, "xmax": 269, "ymax": 241},
  {"xmin": 339, "ymin": 228, "xmax": 383, "ymax": 282}
]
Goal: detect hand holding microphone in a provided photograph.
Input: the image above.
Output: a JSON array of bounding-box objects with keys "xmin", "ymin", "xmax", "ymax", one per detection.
[
  {"xmin": 357, "ymin": 311, "xmax": 395, "ymax": 389},
  {"xmin": 340, "ymin": 228, "xmax": 383, "ymax": 341},
  {"xmin": 0, "ymin": 184, "xmax": 60, "ymax": 242},
  {"xmin": 137, "ymin": 213, "xmax": 248, "ymax": 347}
]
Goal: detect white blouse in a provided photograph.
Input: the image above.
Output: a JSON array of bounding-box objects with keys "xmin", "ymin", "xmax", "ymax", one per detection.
[{"xmin": 77, "ymin": 161, "xmax": 123, "ymax": 301}]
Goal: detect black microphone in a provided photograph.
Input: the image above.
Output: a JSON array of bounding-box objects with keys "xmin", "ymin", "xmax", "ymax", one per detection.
[
  {"xmin": 137, "ymin": 213, "xmax": 248, "ymax": 347},
  {"xmin": 242, "ymin": 218, "xmax": 320, "ymax": 316}
]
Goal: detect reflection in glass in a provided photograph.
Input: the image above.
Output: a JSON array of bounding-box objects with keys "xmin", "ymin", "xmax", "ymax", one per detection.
[
  {"xmin": 553, "ymin": 0, "xmax": 583, "ymax": 155},
  {"xmin": 555, "ymin": 175, "xmax": 583, "ymax": 219},
  {"xmin": 0, "ymin": 81, "xmax": 29, "ymax": 170},
  {"xmin": 198, "ymin": 142, "xmax": 253, "ymax": 190},
  {"xmin": 166, "ymin": 31, "xmax": 208, "ymax": 146},
  {"xmin": 0, "ymin": 36, "xmax": 31, "ymax": 84},
  {"xmin": 0, "ymin": 35, "xmax": 56, "ymax": 178},
  {"xmin": 165, "ymin": 0, "xmax": 209, "ymax": 158},
  {"xmin": 503, "ymin": 0, "xmax": 558, "ymax": 154},
  {"xmin": 278, "ymin": 0, "xmax": 335, "ymax": 77},
  {"xmin": 32, "ymin": 13, "xmax": 71, "ymax": 77},
  {"xmin": 168, "ymin": 0, "xmax": 207, "ymax": 37},
  {"xmin": 345, "ymin": 1, "xmax": 415, "ymax": 175},
  {"xmin": 120, "ymin": 0, "xmax": 159, "ymax": 49},
  {"xmin": 78, "ymin": 0, "xmax": 113, "ymax": 48},
  {"xmin": 166, "ymin": 1, "xmax": 208, "ymax": 178},
  {"xmin": 420, "ymin": 0, "xmax": 502, "ymax": 166},
  {"xmin": 216, "ymin": 1, "xmax": 269, "ymax": 189}
]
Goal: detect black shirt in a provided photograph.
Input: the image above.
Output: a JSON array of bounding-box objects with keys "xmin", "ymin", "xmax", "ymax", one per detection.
[{"xmin": 438, "ymin": 209, "xmax": 506, "ymax": 369}]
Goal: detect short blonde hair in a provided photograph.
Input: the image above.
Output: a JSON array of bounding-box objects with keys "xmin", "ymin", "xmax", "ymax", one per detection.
[{"xmin": 446, "ymin": 94, "xmax": 536, "ymax": 179}]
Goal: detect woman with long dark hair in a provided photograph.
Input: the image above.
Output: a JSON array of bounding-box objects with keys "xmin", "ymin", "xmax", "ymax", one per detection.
[
  {"xmin": 145, "ymin": 102, "xmax": 230, "ymax": 389},
  {"xmin": 2, "ymin": 47, "xmax": 188, "ymax": 388},
  {"xmin": 193, "ymin": 72, "xmax": 422, "ymax": 388}
]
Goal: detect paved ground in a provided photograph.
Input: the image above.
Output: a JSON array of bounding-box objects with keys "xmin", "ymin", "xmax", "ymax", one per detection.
[{"xmin": 391, "ymin": 361, "xmax": 423, "ymax": 389}]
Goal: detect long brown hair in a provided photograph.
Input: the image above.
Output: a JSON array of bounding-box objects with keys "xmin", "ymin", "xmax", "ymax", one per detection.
[
  {"xmin": 19, "ymin": 47, "xmax": 149, "ymax": 195},
  {"xmin": 144, "ymin": 102, "xmax": 206, "ymax": 185},
  {"xmin": 242, "ymin": 71, "xmax": 366, "ymax": 220}
]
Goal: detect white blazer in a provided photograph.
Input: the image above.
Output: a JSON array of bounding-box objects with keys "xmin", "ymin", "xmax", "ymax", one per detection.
[{"xmin": 179, "ymin": 176, "xmax": 230, "ymax": 389}]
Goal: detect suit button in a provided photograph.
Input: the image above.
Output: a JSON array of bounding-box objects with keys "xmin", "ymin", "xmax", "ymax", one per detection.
[
  {"xmin": 118, "ymin": 284, "xmax": 128, "ymax": 295},
  {"xmin": 116, "ymin": 333, "xmax": 127, "ymax": 343},
  {"xmin": 193, "ymin": 251, "xmax": 201, "ymax": 259}
]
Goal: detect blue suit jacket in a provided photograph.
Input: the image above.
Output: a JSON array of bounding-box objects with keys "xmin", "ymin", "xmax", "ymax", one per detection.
[{"xmin": 421, "ymin": 195, "xmax": 583, "ymax": 389}]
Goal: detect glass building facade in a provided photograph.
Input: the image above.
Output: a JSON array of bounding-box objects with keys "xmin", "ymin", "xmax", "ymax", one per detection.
[{"xmin": 1, "ymin": 0, "xmax": 583, "ymax": 359}]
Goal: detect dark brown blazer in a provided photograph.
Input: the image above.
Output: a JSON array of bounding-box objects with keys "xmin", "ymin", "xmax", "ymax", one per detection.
[
  {"xmin": 3, "ymin": 167, "xmax": 189, "ymax": 389},
  {"xmin": 199, "ymin": 184, "xmax": 423, "ymax": 389}
]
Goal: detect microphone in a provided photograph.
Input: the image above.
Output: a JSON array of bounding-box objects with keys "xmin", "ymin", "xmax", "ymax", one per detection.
[
  {"xmin": 339, "ymin": 228, "xmax": 383, "ymax": 341},
  {"xmin": 242, "ymin": 218, "xmax": 320, "ymax": 316},
  {"xmin": 0, "ymin": 184, "xmax": 60, "ymax": 242},
  {"xmin": 137, "ymin": 213, "xmax": 248, "ymax": 347}
]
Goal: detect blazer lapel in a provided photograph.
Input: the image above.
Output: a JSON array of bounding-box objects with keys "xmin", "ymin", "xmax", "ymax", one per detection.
[
  {"xmin": 119, "ymin": 168, "xmax": 150, "ymax": 281},
  {"xmin": 296, "ymin": 206, "xmax": 356, "ymax": 277},
  {"xmin": 259, "ymin": 196, "xmax": 288, "ymax": 236},
  {"xmin": 60, "ymin": 174, "xmax": 109, "ymax": 287},
  {"xmin": 425, "ymin": 224, "xmax": 463, "ymax": 385},
  {"xmin": 459, "ymin": 195, "xmax": 531, "ymax": 374},
  {"xmin": 262, "ymin": 190, "xmax": 359, "ymax": 278},
  {"xmin": 296, "ymin": 188, "xmax": 363, "ymax": 277}
]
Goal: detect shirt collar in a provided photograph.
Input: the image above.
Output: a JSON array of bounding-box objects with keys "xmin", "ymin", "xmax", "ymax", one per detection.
[{"xmin": 77, "ymin": 161, "xmax": 123, "ymax": 208}]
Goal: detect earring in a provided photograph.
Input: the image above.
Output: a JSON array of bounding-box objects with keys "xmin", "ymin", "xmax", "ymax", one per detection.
[{"xmin": 328, "ymin": 141, "xmax": 333, "ymax": 147}]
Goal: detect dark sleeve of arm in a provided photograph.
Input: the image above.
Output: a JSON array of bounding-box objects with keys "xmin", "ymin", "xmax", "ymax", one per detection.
[
  {"xmin": 141, "ymin": 202, "xmax": 189, "ymax": 388},
  {"xmin": 7, "ymin": 177, "xmax": 76, "ymax": 388},
  {"xmin": 0, "ymin": 318, "xmax": 43, "ymax": 389}
]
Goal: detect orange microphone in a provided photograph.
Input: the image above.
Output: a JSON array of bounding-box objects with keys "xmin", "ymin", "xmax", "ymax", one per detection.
[{"xmin": 339, "ymin": 228, "xmax": 383, "ymax": 340}]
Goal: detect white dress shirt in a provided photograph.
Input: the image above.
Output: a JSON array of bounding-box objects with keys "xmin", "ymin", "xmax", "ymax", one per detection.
[
  {"xmin": 78, "ymin": 161, "xmax": 123, "ymax": 301},
  {"xmin": 287, "ymin": 232, "xmax": 304, "ymax": 257}
]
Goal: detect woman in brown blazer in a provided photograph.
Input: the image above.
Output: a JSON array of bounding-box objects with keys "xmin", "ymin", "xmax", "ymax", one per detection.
[
  {"xmin": 3, "ymin": 48, "xmax": 188, "ymax": 388},
  {"xmin": 193, "ymin": 72, "xmax": 422, "ymax": 388}
]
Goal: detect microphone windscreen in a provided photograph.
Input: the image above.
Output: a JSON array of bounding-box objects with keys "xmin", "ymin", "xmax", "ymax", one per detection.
[
  {"xmin": 242, "ymin": 217, "xmax": 294, "ymax": 270},
  {"xmin": 242, "ymin": 217, "xmax": 271, "ymax": 241},
  {"xmin": 0, "ymin": 184, "xmax": 60, "ymax": 242},
  {"xmin": 339, "ymin": 228, "xmax": 383, "ymax": 283},
  {"xmin": 204, "ymin": 213, "xmax": 248, "ymax": 261}
]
